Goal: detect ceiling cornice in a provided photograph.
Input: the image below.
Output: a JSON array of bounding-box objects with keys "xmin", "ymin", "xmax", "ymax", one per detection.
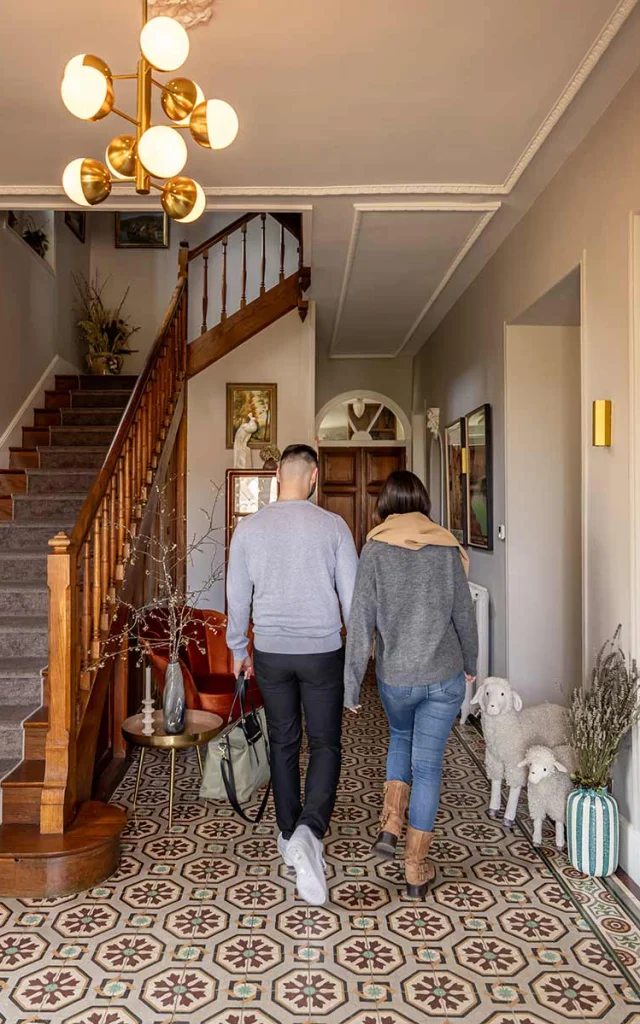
[
  {"xmin": 329, "ymin": 201, "xmax": 501, "ymax": 360},
  {"xmin": 1, "ymin": 0, "xmax": 635, "ymax": 202}
]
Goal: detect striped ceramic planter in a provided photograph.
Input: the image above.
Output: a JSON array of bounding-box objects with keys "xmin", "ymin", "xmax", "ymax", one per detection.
[{"xmin": 567, "ymin": 786, "xmax": 619, "ymax": 877}]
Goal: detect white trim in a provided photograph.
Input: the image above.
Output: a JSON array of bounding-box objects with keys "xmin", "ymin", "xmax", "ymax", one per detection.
[
  {"xmin": 0, "ymin": 355, "xmax": 79, "ymax": 468},
  {"xmin": 329, "ymin": 202, "xmax": 500, "ymax": 359},
  {"xmin": 2, "ymin": 1, "xmax": 635, "ymax": 203},
  {"xmin": 315, "ymin": 389, "xmax": 412, "ymax": 449},
  {"xmin": 628, "ymin": 215, "xmax": 640, "ymax": 835},
  {"xmin": 620, "ymin": 813, "xmax": 640, "ymax": 885}
]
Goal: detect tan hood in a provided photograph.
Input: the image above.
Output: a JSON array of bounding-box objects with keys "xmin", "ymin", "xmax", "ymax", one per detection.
[{"xmin": 367, "ymin": 512, "xmax": 469, "ymax": 576}]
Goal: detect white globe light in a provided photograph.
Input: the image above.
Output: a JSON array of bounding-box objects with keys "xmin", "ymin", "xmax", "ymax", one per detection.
[
  {"xmin": 205, "ymin": 99, "xmax": 239, "ymax": 149},
  {"xmin": 62, "ymin": 158, "xmax": 112, "ymax": 207},
  {"xmin": 61, "ymin": 64, "xmax": 111, "ymax": 120},
  {"xmin": 178, "ymin": 181, "xmax": 206, "ymax": 223},
  {"xmin": 63, "ymin": 159, "xmax": 91, "ymax": 206},
  {"xmin": 138, "ymin": 125, "xmax": 187, "ymax": 178},
  {"xmin": 140, "ymin": 16, "xmax": 189, "ymax": 72}
]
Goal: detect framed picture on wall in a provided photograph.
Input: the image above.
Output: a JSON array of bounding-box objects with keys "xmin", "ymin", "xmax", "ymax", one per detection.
[
  {"xmin": 115, "ymin": 212, "xmax": 169, "ymax": 249},
  {"xmin": 226, "ymin": 383, "xmax": 278, "ymax": 449},
  {"xmin": 445, "ymin": 418, "xmax": 467, "ymax": 545},
  {"xmin": 465, "ymin": 403, "xmax": 493, "ymax": 551},
  {"xmin": 64, "ymin": 211, "xmax": 86, "ymax": 243}
]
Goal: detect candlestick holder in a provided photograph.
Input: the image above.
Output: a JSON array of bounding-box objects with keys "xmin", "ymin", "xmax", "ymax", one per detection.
[{"xmin": 141, "ymin": 697, "xmax": 155, "ymax": 736}]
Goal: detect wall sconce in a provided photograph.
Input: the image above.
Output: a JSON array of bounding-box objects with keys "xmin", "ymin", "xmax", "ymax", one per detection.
[{"xmin": 593, "ymin": 400, "xmax": 612, "ymax": 447}]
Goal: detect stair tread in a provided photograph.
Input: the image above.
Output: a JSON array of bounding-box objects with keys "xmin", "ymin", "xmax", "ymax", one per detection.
[
  {"xmin": 0, "ymin": 551, "xmax": 49, "ymax": 559},
  {"xmin": 2, "ymin": 760, "xmax": 45, "ymax": 786},
  {"xmin": 13, "ymin": 493, "xmax": 88, "ymax": 500},
  {"xmin": 0, "ymin": 616, "xmax": 48, "ymax": 629},
  {"xmin": 39, "ymin": 446, "xmax": 108, "ymax": 453},
  {"xmin": 0, "ymin": 759, "xmax": 19, "ymax": 783},
  {"xmin": 0, "ymin": 658, "xmax": 46, "ymax": 676},
  {"xmin": 23, "ymin": 706, "xmax": 48, "ymax": 727},
  {"xmin": 0, "ymin": 582, "xmax": 48, "ymax": 591},
  {"xmin": 0, "ymin": 801, "xmax": 126, "ymax": 857},
  {"xmin": 0, "ymin": 704, "xmax": 40, "ymax": 726}
]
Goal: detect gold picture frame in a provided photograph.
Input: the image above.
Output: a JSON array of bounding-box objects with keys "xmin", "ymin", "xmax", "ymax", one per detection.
[
  {"xmin": 226, "ymin": 383, "xmax": 278, "ymax": 449},
  {"xmin": 115, "ymin": 212, "xmax": 170, "ymax": 249}
]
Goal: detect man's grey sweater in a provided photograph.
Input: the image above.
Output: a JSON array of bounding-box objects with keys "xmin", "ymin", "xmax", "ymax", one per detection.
[
  {"xmin": 226, "ymin": 500, "xmax": 359, "ymax": 660},
  {"xmin": 344, "ymin": 541, "xmax": 478, "ymax": 707}
]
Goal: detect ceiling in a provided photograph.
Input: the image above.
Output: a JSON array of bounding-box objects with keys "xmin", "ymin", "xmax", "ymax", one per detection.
[{"xmin": 2, "ymin": 0, "xmax": 640, "ymax": 358}]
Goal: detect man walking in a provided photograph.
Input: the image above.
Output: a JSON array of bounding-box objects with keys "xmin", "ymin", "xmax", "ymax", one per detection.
[{"xmin": 226, "ymin": 444, "xmax": 358, "ymax": 904}]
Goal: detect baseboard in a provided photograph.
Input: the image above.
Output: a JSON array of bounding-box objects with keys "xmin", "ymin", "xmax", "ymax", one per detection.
[
  {"xmin": 0, "ymin": 354, "xmax": 79, "ymax": 468},
  {"xmin": 619, "ymin": 814, "xmax": 640, "ymax": 885}
]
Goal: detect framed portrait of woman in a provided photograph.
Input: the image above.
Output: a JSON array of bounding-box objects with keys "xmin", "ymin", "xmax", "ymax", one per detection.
[
  {"xmin": 465, "ymin": 403, "xmax": 493, "ymax": 550},
  {"xmin": 445, "ymin": 418, "xmax": 467, "ymax": 545}
]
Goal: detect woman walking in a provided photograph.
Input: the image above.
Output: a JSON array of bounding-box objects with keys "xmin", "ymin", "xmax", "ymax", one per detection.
[{"xmin": 344, "ymin": 471, "xmax": 478, "ymax": 899}]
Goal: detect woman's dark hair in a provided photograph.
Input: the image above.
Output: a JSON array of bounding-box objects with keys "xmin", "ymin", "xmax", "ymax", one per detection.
[{"xmin": 376, "ymin": 470, "xmax": 432, "ymax": 521}]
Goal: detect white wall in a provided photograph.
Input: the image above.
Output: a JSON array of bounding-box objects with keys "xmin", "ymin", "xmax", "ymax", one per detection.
[
  {"xmin": 187, "ymin": 305, "xmax": 316, "ymax": 610},
  {"xmin": 0, "ymin": 212, "xmax": 88, "ymax": 460},
  {"xmin": 413, "ymin": 60, "xmax": 640, "ymax": 877},
  {"xmin": 505, "ymin": 326, "xmax": 582, "ymax": 705}
]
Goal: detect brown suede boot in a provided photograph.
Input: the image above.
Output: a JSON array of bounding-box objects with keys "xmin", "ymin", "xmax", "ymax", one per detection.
[
  {"xmin": 371, "ymin": 781, "xmax": 410, "ymax": 860},
  {"xmin": 404, "ymin": 826, "xmax": 435, "ymax": 900}
]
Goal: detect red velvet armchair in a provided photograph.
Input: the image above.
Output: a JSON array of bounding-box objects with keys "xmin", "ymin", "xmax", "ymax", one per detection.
[{"xmin": 140, "ymin": 607, "xmax": 262, "ymax": 721}]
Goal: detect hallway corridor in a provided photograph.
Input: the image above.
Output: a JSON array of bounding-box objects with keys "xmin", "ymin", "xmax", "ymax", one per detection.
[{"xmin": 1, "ymin": 678, "xmax": 640, "ymax": 1023}]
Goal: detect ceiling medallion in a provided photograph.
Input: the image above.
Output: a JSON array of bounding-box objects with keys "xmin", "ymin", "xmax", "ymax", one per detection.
[
  {"xmin": 147, "ymin": 0, "xmax": 217, "ymax": 29},
  {"xmin": 60, "ymin": 0, "xmax": 236, "ymax": 222}
]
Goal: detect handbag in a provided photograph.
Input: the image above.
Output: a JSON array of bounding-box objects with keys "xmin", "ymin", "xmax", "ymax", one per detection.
[{"xmin": 199, "ymin": 672, "xmax": 271, "ymax": 823}]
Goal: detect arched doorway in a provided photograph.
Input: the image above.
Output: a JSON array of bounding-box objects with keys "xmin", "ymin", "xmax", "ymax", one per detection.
[{"xmin": 315, "ymin": 392, "xmax": 411, "ymax": 550}]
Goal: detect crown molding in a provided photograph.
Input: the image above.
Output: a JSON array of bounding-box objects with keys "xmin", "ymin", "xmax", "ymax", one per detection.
[{"xmin": 329, "ymin": 202, "xmax": 500, "ymax": 360}]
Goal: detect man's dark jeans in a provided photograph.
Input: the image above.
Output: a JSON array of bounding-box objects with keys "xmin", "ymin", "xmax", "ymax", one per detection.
[{"xmin": 253, "ymin": 648, "xmax": 344, "ymax": 840}]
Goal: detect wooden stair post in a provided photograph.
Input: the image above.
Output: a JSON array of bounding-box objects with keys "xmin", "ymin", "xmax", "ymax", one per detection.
[{"xmin": 41, "ymin": 531, "xmax": 77, "ymax": 834}]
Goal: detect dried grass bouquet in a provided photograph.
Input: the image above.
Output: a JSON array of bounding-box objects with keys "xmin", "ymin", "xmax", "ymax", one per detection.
[{"xmin": 569, "ymin": 626, "xmax": 640, "ymax": 790}]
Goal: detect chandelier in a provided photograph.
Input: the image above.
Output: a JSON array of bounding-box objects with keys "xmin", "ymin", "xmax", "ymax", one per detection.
[{"xmin": 60, "ymin": 0, "xmax": 238, "ymax": 222}]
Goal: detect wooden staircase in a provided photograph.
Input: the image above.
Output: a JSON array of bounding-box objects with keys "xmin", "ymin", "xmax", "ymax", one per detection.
[{"xmin": 0, "ymin": 210, "xmax": 309, "ymax": 896}]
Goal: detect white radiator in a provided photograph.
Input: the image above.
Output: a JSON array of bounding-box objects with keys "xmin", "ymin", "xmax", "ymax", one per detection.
[{"xmin": 461, "ymin": 581, "xmax": 490, "ymax": 724}]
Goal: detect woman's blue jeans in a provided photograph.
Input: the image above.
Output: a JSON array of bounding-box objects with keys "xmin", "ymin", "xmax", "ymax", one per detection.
[{"xmin": 378, "ymin": 673, "xmax": 466, "ymax": 832}]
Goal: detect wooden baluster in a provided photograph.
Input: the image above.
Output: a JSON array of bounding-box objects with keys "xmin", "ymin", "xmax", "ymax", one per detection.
[
  {"xmin": 201, "ymin": 252, "xmax": 209, "ymax": 334},
  {"xmin": 116, "ymin": 456, "xmax": 125, "ymax": 582},
  {"xmin": 150, "ymin": 370, "xmax": 159, "ymax": 467},
  {"xmin": 135, "ymin": 412, "xmax": 143, "ymax": 518},
  {"xmin": 221, "ymin": 237, "xmax": 228, "ymax": 321},
  {"xmin": 81, "ymin": 539, "xmax": 92, "ymax": 688},
  {"xmin": 100, "ymin": 496, "xmax": 109, "ymax": 632},
  {"xmin": 108, "ymin": 477, "xmax": 117, "ymax": 603},
  {"xmin": 41, "ymin": 531, "xmax": 78, "ymax": 834},
  {"xmin": 241, "ymin": 222, "xmax": 248, "ymax": 308},
  {"xmin": 124, "ymin": 437, "xmax": 134, "ymax": 546},
  {"xmin": 279, "ymin": 223, "xmax": 285, "ymax": 282},
  {"xmin": 113, "ymin": 630, "xmax": 129, "ymax": 760},
  {"xmin": 260, "ymin": 212, "xmax": 267, "ymax": 295},
  {"xmin": 91, "ymin": 517, "xmax": 101, "ymax": 663}
]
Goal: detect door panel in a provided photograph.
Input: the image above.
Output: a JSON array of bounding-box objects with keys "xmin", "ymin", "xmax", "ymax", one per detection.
[{"xmin": 319, "ymin": 447, "xmax": 406, "ymax": 551}]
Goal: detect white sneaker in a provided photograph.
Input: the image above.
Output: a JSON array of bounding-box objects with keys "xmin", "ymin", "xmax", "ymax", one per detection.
[
  {"xmin": 287, "ymin": 825, "xmax": 327, "ymax": 906},
  {"xmin": 277, "ymin": 832, "xmax": 294, "ymax": 867}
]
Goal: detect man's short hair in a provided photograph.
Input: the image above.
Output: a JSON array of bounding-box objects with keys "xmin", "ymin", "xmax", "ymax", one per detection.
[{"xmin": 279, "ymin": 444, "xmax": 319, "ymax": 470}]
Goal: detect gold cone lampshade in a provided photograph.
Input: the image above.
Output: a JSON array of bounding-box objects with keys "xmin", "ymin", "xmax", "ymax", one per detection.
[
  {"xmin": 161, "ymin": 78, "xmax": 202, "ymax": 124},
  {"xmin": 161, "ymin": 176, "xmax": 206, "ymax": 222},
  {"xmin": 62, "ymin": 158, "xmax": 112, "ymax": 206},
  {"xmin": 106, "ymin": 135, "xmax": 137, "ymax": 180}
]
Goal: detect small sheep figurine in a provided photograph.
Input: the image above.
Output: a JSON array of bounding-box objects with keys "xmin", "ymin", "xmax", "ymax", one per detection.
[
  {"xmin": 518, "ymin": 744, "xmax": 575, "ymax": 849},
  {"xmin": 471, "ymin": 677, "xmax": 569, "ymax": 828}
]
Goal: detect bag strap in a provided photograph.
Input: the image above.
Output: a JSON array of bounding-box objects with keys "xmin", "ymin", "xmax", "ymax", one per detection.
[
  {"xmin": 220, "ymin": 739, "xmax": 271, "ymax": 823},
  {"xmin": 228, "ymin": 670, "xmax": 250, "ymax": 725}
]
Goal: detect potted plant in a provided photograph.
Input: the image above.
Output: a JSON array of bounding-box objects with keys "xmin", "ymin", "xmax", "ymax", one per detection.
[
  {"xmin": 567, "ymin": 626, "xmax": 640, "ymax": 876},
  {"xmin": 74, "ymin": 272, "xmax": 139, "ymax": 374},
  {"xmin": 22, "ymin": 216, "xmax": 49, "ymax": 260}
]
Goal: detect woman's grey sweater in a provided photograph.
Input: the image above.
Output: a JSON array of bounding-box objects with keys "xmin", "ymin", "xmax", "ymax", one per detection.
[{"xmin": 344, "ymin": 541, "xmax": 478, "ymax": 707}]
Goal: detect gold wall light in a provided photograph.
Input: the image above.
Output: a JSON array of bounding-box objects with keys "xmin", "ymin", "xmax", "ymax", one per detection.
[{"xmin": 593, "ymin": 399, "xmax": 612, "ymax": 447}]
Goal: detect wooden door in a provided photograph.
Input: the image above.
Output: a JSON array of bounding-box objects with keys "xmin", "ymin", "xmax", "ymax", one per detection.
[{"xmin": 319, "ymin": 447, "xmax": 406, "ymax": 550}]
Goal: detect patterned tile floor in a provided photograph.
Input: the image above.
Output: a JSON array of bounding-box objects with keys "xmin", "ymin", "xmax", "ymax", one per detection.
[{"xmin": 2, "ymin": 678, "xmax": 640, "ymax": 1023}]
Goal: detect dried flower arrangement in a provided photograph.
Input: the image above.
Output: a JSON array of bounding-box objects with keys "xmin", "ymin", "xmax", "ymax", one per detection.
[
  {"xmin": 74, "ymin": 272, "xmax": 139, "ymax": 375},
  {"xmin": 569, "ymin": 626, "xmax": 640, "ymax": 790}
]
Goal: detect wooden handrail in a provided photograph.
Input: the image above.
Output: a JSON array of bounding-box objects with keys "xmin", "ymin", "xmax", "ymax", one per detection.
[{"xmin": 188, "ymin": 212, "xmax": 260, "ymax": 262}]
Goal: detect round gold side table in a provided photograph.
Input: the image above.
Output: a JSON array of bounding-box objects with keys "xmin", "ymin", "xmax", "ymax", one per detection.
[{"xmin": 122, "ymin": 709, "xmax": 223, "ymax": 830}]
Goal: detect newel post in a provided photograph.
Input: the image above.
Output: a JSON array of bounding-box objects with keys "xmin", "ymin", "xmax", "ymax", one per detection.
[{"xmin": 41, "ymin": 532, "xmax": 78, "ymax": 834}]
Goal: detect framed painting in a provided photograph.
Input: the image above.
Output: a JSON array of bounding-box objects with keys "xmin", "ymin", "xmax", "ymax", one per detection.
[
  {"xmin": 445, "ymin": 417, "xmax": 467, "ymax": 545},
  {"xmin": 64, "ymin": 211, "xmax": 86, "ymax": 243},
  {"xmin": 226, "ymin": 383, "xmax": 278, "ymax": 449},
  {"xmin": 465, "ymin": 403, "xmax": 493, "ymax": 551},
  {"xmin": 115, "ymin": 212, "xmax": 169, "ymax": 249}
]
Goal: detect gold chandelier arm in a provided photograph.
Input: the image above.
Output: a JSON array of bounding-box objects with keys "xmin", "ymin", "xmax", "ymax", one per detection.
[
  {"xmin": 112, "ymin": 74, "xmax": 138, "ymax": 81},
  {"xmin": 112, "ymin": 107, "xmax": 140, "ymax": 126},
  {"xmin": 151, "ymin": 78, "xmax": 169, "ymax": 92}
]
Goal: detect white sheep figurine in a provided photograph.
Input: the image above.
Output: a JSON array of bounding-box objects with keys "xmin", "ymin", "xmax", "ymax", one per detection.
[
  {"xmin": 518, "ymin": 744, "xmax": 576, "ymax": 849},
  {"xmin": 470, "ymin": 677, "xmax": 569, "ymax": 828}
]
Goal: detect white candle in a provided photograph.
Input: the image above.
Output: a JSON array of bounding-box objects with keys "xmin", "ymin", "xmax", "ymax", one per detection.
[{"xmin": 145, "ymin": 667, "xmax": 151, "ymax": 704}]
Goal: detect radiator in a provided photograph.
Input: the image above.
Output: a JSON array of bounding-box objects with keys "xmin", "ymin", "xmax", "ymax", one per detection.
[{"xmin": 461, "ymin": 581, "xmax": 490, "ymax": 724}]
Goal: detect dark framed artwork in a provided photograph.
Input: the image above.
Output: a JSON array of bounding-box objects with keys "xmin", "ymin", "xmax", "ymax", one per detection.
[
  {"xmin": 465, "ymin": 403, "xmax": 493, "ymax": 551},
  {"xmin": 64, "ymin": 211, "xmax": 86, "ymax": 243},
  {"xmin": 445, "ymin": 418, "xmax": 467, "ymax": 545},
  {"xmin": 226, "ymin": 383, "xmax": 278, "ymax": 449},
  {"xmin": 115, "ymin": 212, "xmax": 169, "ymax": 249}
]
